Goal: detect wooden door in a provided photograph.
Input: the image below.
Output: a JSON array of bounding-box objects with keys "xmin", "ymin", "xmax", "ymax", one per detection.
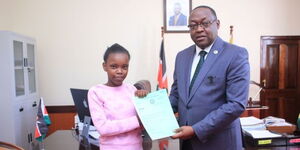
[{"xmin": 260, "ymin": 36, "xmax": 300, "ymax": 124}]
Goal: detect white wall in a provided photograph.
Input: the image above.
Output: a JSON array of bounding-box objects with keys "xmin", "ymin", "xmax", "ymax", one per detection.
[
  {"xmin": 1, "ymin": 0, "xmax": 300, "ymax": 105},
  {"xmin": 0, "ymin": 0, "xmax": 12, "ymax": 30}
]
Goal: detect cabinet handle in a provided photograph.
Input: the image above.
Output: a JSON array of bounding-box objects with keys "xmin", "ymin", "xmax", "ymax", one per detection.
[
  {"xmin": 262, "ymin": 79, "xmax": 266, "ymax": 87},
  {"xmin": 23, "ymin": 58, "xmax": 28, "ymax": 67},
  {"xmin": 32, "ymin": 101, "xmax": 37, "ymax": 107},
  {"xmin": 28, "ymin": 134, "xmax": 30, "ymax": 143},
  {"xmin": 30, "ymin": 133, "xmax": 33, "ymax": 142},
  {"xmin": 19, "ymin": 107, "xmax": 24, "ymax": 112}
]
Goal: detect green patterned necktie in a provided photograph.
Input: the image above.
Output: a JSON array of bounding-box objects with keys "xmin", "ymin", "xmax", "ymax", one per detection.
[{"xmin": 189, "ymin": 50, "xmax": 207, "ymax": 94}]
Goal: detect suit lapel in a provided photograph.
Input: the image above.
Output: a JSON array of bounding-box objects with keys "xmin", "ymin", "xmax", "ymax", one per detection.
[
  {"xmin": 183, "ymin": 45, "xmax": 196, "ymax": 102},
  {"xmin": 188, "ymin": 37, "xmax": 225, "ymax": 102}
]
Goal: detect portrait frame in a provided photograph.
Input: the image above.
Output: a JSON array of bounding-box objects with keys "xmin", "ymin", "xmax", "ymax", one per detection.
[{"xmin": 163, "ymin": 0, "xmax": 192, "ymax": 33}]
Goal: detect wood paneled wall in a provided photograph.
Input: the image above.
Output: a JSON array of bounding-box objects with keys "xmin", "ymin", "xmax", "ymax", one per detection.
[{"xmin": 46, "ymin": 106, "xmax": 76, "ymax": 136}]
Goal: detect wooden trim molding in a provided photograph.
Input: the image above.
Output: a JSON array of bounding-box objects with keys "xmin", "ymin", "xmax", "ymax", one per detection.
[
  {"xmin": 46, "ymin": 105, "xmax": 76, "ymax": 113},
  {"xmin": 46, "ymin": 105, "xmax": 77, "ymax": 136},
  {"xmin": 261, "ymin": 36, "xmax": 300, "ymax": 40}
]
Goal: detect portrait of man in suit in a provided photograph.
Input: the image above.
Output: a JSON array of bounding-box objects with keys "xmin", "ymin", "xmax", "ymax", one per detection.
[
  {"xmin": 168, "ymin": 2, "xmax": 187, "ymax": 26},
  {"xmin": 170, "ymin": 5, "xmax": 250, "ymax": 150}
]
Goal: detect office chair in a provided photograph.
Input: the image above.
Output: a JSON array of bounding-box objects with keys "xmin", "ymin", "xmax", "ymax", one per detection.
[
  {"xmin": 80, "ymin": 116, "xmax": 91, "ymax": 150},
  {"xmin": 134, "ymin": 80, "xmax": 151, "ymax": 92}
]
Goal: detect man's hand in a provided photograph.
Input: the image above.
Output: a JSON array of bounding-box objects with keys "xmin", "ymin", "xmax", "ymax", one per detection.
[
  {"xmin": 171, "ymin": 126, "xmax": 195, "ymax": 140},
  {"xmin": 135, "ymin": 90, "xmax": 148, "ymax": 98}
]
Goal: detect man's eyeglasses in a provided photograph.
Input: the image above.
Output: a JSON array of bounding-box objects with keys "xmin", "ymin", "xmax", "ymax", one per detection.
[{"xmin": 188, "ymin": 19, "xmax": 217, "ymax": 30}]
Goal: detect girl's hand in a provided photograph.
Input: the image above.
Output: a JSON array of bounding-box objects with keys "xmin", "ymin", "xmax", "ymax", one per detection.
[{"xmin": 135, "ymin": 90, "xmax": 149, "ymax": 98}]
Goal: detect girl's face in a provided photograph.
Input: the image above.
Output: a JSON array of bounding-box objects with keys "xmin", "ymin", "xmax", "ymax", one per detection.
[{"xmin": 103, "ymin": 53, "xmax": 129, "ymax": 87}]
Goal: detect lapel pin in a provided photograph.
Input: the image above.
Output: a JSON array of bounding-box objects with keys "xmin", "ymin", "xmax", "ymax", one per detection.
[{"xmin": 213, "ymin": 50, "xmax": 218, "ymax": 54}]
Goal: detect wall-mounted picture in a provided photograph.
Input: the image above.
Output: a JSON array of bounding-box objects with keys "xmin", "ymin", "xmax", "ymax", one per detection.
[{"xmin": 164, "ymin": 0, "xmax": 191, "ymax": 33}]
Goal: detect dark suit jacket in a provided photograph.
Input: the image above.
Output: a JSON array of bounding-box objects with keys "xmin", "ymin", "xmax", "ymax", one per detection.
[
  {"xmin": 169, "ymin": 13, "xmax": 187, "ymax": 26},
  {"xmin": 169, "ymin": 37, "xmax": 250, "ymax": 150}
]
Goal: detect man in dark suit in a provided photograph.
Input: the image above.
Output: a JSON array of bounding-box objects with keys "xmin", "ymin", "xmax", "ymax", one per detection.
[
  {"xmin": 170, "ymin": 5, "xmax": 250, "ymax": 150},
  {"xmin": 169, "ymin": 3, "xmax": 187, "ymax": 26}
]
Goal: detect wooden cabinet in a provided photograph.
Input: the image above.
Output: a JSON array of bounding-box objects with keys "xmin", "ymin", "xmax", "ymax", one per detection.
[{"xmin": 0, "ymin": 31, "xmax": 39, "ymax": 150}]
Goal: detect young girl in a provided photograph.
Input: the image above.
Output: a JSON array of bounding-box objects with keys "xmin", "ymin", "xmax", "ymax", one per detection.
[{"xmin": 88, "ymin": 43, "xmax": 147, "ymax": 150}]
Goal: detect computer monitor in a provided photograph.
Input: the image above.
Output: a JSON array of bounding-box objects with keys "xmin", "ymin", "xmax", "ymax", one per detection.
[{"xmin": 70, "ymin": 88, "xmax": 94, "ymax": 126}]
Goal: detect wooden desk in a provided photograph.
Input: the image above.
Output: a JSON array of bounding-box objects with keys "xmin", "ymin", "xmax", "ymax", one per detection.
[
  {"xmin": 44, "ymin": 130, "xmax": 79, "ymax": 150},
  {"xmin": 245, "ymin": 147, "xmax": 300, "ymax": 150},
  {"xmin": 241, "ymin": 106, "xmax": 269, "ymax": 118},
  {"xmin": 44, "ymin": 130, "xmax": 299, "ymax": 150}
]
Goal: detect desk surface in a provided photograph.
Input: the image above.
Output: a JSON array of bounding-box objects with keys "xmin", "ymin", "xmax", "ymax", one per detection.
[
  {"xmin": 44, "ymin": 130, "xmax": 299, "ymax": 150},
  {"xmin": 44, "ymin": 130, "xmax": 79, "ymax": 150}
]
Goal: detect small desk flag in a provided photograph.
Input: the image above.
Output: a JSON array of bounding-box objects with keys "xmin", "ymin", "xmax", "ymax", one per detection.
[{"xmin": 35, "ymin": 97, "xmax": 51, "ymax": 142}]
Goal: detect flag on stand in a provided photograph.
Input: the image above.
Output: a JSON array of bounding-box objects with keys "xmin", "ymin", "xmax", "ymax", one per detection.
[
  {"xmin": 35, "ymin": 97, "xmax": 51, "ymax": 142},
  {"xmin": 157, "ymin": 39, "xmax": 168, "ymax": 90},
  {"xmin": 229, "ymin": 25, "xmax": 234, "ymax": 44},
  {"xmin": 157, "ymin": 39, "xmax": 169, "ymax": 150}
]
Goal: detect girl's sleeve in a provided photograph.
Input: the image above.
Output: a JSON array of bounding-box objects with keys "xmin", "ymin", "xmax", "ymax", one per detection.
[{"xmin": 88, "ymin": 88, "xmax": 140, "ymax": 137}]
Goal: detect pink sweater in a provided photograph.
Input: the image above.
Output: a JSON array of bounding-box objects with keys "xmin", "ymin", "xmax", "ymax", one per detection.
[{"xmin": 88, "ymin": 83, "xmax": 142, "ymax": 150}]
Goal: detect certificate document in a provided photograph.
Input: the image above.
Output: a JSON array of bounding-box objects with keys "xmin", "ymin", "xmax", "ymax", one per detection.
[{"xmin": 133, "ymin": 89, "xmax": 179, "ymax": 140}]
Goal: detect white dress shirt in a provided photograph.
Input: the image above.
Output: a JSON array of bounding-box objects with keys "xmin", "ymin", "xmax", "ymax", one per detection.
[{"xmin": 190, "ymin": 43, "xmax": 214, "ymax": 82}]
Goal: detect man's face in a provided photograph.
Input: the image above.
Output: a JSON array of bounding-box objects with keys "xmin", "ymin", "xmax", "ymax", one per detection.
[
  {"xmin": 174, "ymin": 4, "xmax": 181, "ymax": 15},
  {"xmin": 189, "ymin": 8, "xmax": 219, "ymax": 49}
]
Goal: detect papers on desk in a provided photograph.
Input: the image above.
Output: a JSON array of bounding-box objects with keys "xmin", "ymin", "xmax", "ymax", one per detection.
[
  {"xmin": 77, "ymin": 122, "xmax": 100, "ymax": 139},
  {"xmin": 242, "ymin": 123, "xmax": 266, "ymax": 131},
  {"xmin": 78, "ymin": 122, "xmax": 97, "ymax": 131},
  {"xmin": 133, "ymin": 89, "xmax": 179, "ymax": 140},
  {"xmin": 89, "ymin": 130, "xmax": 100, "ymax": 139},
  {"xmin": 244, "ymin": 130, "xmax": 282, "ymax": 139},
  {"xmin": 240, "ymin": 116, "xmax": 264, "ymax": 126},
  {"xmin": 241, "ymin": 116, "xmax": 282, "ymax": 139},
  {"xmin": 263, "ymin": 116, "xmax": 290, "ymax": 126},
  {"xmin": 240, "ymin": 116, "xmax": 266, "ymax": 131}
]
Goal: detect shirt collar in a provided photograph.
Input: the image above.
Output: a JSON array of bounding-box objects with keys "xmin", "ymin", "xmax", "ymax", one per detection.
[{"xmin": 195, "ymin": 40, "xmax": 215, "ymax": 55}]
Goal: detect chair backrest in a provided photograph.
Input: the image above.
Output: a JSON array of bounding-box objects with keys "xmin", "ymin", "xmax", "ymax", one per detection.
[
  {"xmin": 80, "ymin": 116, "xmax": 91, "ymax": 150},
  {"xmin": 0, "ymin": 141, "xmax": 24, "ymax": 150},
  {"xmin": 81, "ymin": 116, "xmax": 91, "ymax": 139},
  {"xmin": 134, "ymin": 80, "xmax": 151, "ymax": 92}
]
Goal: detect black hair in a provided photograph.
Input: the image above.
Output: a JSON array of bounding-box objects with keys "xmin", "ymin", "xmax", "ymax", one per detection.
[
  {"xmin": 103, "ymin": 43, "xmax": 131, "ymax": 62},
  {"xmin": 192, "ymin": 5, "xmax": 217, "ymax": 19}
]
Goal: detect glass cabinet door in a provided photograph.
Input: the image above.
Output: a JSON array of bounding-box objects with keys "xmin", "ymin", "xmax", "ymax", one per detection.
[
  {"xmin": 27, "ymin": 43, "xmax": 36, "ymax": 93},
  {"xmin": 13, "ymin": 40, "xmax": 25, "ymax": 96}
]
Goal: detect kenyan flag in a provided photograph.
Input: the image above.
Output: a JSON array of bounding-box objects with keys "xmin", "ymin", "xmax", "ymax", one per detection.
[{"xmin": 35, "ymin": 98, "xmax": 51, "ymax": 142}]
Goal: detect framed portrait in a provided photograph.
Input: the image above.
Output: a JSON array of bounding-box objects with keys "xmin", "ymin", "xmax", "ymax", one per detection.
[{"xmin": 163, "ymin": 0, "xmax": 192, "ymax": 33}]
